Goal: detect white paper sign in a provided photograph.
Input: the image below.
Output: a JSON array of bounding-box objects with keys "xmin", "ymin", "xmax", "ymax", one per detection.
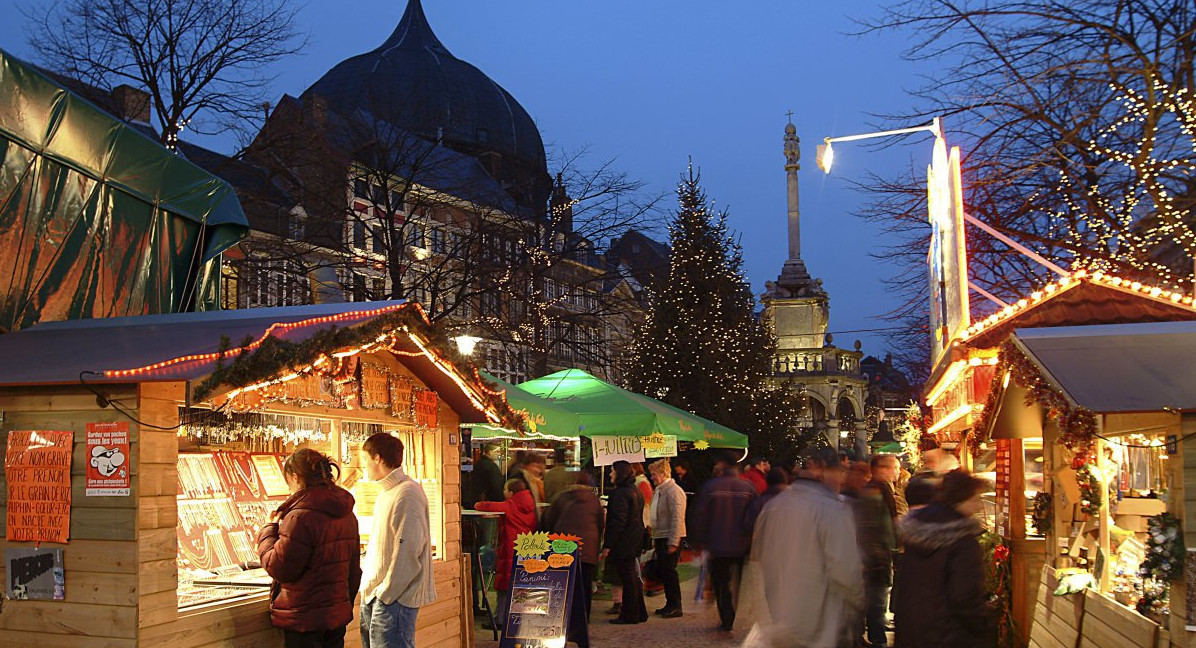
[
  {"xmin": 591, "ymin": 436, "xmax": 644, "ymax": 466},
  {"xmin": 644, "ymin": 435, "xmax": 678, "ymax": 459}
]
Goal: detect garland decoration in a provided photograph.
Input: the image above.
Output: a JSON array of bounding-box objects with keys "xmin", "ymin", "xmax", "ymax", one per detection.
[
  {"xmin": 981, "ymin": 531, "xmax": 1018, "ymax": 648},
  {"xmin": 188, "ymin": 304, "xmax": 524, "ymax": 433},
  {"xmin": 1031, "ymin": 491, "xmax": 1053, "ymax": 537},
  {"xmin": 1075, "ymin": 457, "xmax": 1101, "ymax": 515},
  {"xmin": 1137, "ymin": 513, "xmax": 1182, "ymax": 620},
  {"xmin": 1140, "ymin": 512, "xmax": 1184, "ymax": 583},
  {"xmin": 971, "ymin": 339, "xmax": 1098, "ymax": 458}
]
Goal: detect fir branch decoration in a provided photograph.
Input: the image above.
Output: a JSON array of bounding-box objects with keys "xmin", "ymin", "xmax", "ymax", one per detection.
[
  {"xmin": 972, "ymin": 339, "xmax": 1097, "ymax": 458},
  {"xmin": 191, "ymin": 305, "xmax": 524, "ymax": 432}
]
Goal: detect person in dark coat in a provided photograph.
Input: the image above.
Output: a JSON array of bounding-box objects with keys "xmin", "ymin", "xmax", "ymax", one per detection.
[
  {"xmin": 542, "ymin": 471, "xmax": 604, "ymax": 647},
  {"xmin": 258, "ymin": 449, "xmax": 362, "ymax": 648},
  {"xmin": 601, "ymin": 460, "xmax": 649, "ymax": 625},
  {"xmin": 692, "ymin": 456, "xmax": 757, "ymax": 632},
  {"xmin": 465, "ymin": 443, "xmax": 505, "ymax": 614},
  {"xmin": 895, "ymin": 470, "xmax": 994, "ymax": 648}
]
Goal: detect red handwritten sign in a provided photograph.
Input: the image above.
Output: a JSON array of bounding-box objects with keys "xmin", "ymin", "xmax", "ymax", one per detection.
[
  {"xmin": 414, "ymin": 389, "xmax": 439, "ymax": 428},
  {"xmin": 6, "ymin": 431, "xmax": 73, "ymax": 543}
]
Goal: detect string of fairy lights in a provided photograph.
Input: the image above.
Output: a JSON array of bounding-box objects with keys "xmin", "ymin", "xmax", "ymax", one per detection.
[{"xmin": 1045, "ymin": 80, "xmax": 1196, "ymax": 289}]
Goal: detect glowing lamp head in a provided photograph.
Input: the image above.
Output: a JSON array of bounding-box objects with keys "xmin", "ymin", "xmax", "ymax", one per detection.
[
  {"xmin": 816, "ymin": 140, "xmax": 834, "ymax": 173},
  {"xmin": 453, "ymin": 335, "xmax": 483, "ymax": 356}
]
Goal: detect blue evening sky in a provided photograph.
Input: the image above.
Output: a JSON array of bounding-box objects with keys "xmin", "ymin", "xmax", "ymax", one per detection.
[{"xmin": 0, "ymin": 0, "xmax": 946, "ymax": 359}]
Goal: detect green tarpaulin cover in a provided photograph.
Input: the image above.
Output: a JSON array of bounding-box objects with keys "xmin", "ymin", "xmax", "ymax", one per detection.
[
  {"xmin": 518, "ymin": 369, "xmax": 749, "ymax": 449},
  {"xmin": 470, "ymin": 372, "xmax": 583, "ymax": 440},
  {"xmin": 0, "ymin": 48, "xmax": 248, "ymax": 331}
]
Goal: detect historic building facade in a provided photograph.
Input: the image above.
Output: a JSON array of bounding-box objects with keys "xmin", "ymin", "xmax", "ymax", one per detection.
[
  {"xmin": 206, "ymin": 0, "xmax": 663, "ymax": 383},
  {"xmin": 761, "ymin": 121, "xmax": 869, "ymax": 450}
]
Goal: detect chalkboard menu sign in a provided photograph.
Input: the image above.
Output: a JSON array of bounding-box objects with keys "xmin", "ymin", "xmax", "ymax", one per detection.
[{"xmin": 500, "ymin": 532, "xmax": 581, "ymax": 648}]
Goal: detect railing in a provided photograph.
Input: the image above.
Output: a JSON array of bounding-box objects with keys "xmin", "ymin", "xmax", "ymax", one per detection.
[{"xmin": 772, "ymin": 349, "xmax": 862, "ymax": 376}]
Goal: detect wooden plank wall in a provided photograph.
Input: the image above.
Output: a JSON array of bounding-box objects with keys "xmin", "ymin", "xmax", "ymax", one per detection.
[
  {"xmin": 1030, "ymin": 566, "xmax": 1085, "ymax": 648},
  {"xmin": 0, "ymin": 384, "xmax": 141, "ymax": 648}
]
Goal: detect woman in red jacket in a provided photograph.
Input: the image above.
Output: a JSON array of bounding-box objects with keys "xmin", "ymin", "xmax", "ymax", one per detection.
[
  {"xmin": 257, "ymin": 449, "xmax": 362, "ymax": 648},
  {"xmin": 475, "ymin": 478, "xmax": 538, "ymax": 629}
]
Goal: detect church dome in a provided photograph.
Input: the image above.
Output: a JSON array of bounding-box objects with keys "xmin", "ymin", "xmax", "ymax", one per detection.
[{"xmin": 303, "ymin": 0, "xmax": 548, "ymax": 204}]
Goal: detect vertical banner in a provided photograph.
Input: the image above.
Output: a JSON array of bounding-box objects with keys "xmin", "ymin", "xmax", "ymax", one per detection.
[
  {"xmin": 5, "ymin": 430, "xmax": 73, "ymax": 543},
  {"xmin": 6, "ymin": 547, "xmax": 65, "ymax": 600},
  {"xmin": 85, "ymin": 422, "xmax": 130, "ymax": 496}
]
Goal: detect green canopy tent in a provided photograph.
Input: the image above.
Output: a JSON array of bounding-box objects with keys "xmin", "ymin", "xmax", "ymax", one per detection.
[
  {"xmin": 517, "ymin": 369, "xmax": 749, "ymax": 449},
  {"xmin": 469, "ymin": 372, "xmax": 582, "ymax": 441},
  {"xmin": 0, "ymin": 48, "xmax": 249, "ymax": 331}
]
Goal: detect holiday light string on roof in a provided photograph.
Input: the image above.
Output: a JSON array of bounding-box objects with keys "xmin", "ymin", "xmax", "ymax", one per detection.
[{"xmin": 959, "ymin": 268, "xmax": 1196, "ymax": 344}]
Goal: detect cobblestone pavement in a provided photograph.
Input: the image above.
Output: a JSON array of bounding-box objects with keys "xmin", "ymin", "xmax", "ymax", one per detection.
[{"xmin": 474, "ymin": 567, "xmax": 748, "ymax": 648}]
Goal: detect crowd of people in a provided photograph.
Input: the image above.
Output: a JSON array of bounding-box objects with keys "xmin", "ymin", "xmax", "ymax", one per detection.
[{"xmin": 245, "ymin": 437, "xmax": 995, "ymax": 648}]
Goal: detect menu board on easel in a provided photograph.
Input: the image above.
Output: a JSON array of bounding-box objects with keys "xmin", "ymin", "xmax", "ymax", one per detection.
[{"xmin": 500, "ymin": 533, "xmax": 581, "ymax": 648}]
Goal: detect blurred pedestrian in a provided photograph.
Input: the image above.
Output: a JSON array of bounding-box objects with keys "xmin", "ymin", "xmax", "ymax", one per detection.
[
  {"xmin": 692, "ymin": 455, "xmax": 757, "ymax": 632},
  {"xmin": 474, "ymin": 479, "xmax": 538, "ymax": 629},
  {"xmin": 750, "ymin": 447, "xmax": 863, "ymax": 648},
  {"xmin": 514, "ymin": 452, "xmax": 548, "ymax": 509},
  {"xmin": 258, "ymin": 449, "xmax": 361, "ymax": 648},
  {"xmin": 542, "ymin": 471, "xmax": 604, "ymax": 618},
  {"xmin": 648, "ymin": 458, "xmax": 686, "ymax": 618},
  {"xmin": 741, "ymin": 457, "xmax": 769, "ymax": 495},
  {"xmin": 894, "ymin": 470, "xmax": 994, "ymax": 648},
  {"xmin": 861, "ymin": 455, "xmax": 900, "ymax": 648},
  {"xmin": 602, "ymin": 460, "xmax": 649, "ymax": 625},
  {"xmin": 543, "ymin": 446, "xmax": 576, "ymax": 503},
  {"xmin": 674, "ymin": 458, "xmax": 699, "ymax": 494},
  {"xmin": 743, "ymin": 467, "xmax": 789, "ymax": 536}
]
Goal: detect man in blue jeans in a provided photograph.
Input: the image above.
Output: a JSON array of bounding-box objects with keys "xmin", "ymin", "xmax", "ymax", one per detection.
[{"xmin": 360, "ymin": 433, "xmax": 437, "ymax": 648}]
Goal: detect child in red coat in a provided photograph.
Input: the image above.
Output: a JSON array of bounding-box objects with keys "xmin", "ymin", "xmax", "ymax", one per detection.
[{"xmin": 474, "ymin": 478, "xmax": 538, "ymax": 629}]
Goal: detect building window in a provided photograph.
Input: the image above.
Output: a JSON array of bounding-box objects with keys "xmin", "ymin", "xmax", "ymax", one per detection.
[
  {"xmin": 476, "ymin": 128, "xmax": 489, "ymax": 143},
  {"xmin": 245, "ymin": 259, "xmax": 307, "ymax": 308},
  {"xmin": 353, "ymin": 178, "xmax": 369, "ymax": 199},
  {"xmin": 429, "ymin": 227, "xmax": 446, "ymax": 254}
]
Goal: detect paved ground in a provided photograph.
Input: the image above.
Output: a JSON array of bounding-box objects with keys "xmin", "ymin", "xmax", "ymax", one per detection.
[{"xmin": 474, "ymin": 559, "xmax": 750, "ymax": 648}]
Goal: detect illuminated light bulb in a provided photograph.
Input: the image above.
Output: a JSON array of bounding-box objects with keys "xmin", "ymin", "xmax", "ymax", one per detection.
[
  {"xmin": 1031, "ymin": 291, "xmax": 1043, "ymax": 301},
  {"xmin": 1017, "ymin": 299, "xmax": 1028, "ymax": 308},
  {"xmin": 1171, "ymin": 293, "xmax": 1183, "ymax": 302},
  {"xmin": 1045, "ymin": 283, "xmax": 1057, "ymax": 293}
]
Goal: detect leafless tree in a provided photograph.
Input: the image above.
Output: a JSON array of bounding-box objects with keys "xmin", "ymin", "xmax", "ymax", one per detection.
[
  {"xmin": 855, "ymin": 0, "xmax": 1196, "ymax": 370},
  {"xmin": 25, "ymin": 0, "xmax": 305, "ymax": 146}
]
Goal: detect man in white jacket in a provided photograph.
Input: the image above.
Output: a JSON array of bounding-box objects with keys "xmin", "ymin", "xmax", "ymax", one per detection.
[
  {"xmin": 648, "ymin": 458, "xmax": 687, "ymax": 618},
  {"xmin": 750, "ymin": 447, "xmax": 863, "ymax": 648},
  {"xmin": 360, "ymin": 433, "xmax": 437, "ymax": 648}
]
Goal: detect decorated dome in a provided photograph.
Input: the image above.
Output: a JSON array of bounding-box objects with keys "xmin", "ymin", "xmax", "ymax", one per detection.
[{"xmin": 303, "ymin": 0, "xmax": 548, "ymax": 208}]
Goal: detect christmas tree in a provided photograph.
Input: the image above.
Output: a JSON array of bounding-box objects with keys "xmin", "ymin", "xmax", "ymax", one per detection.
[{"xmin": 625, "ymin": 165, "xmax": 801, "ymax": 456}]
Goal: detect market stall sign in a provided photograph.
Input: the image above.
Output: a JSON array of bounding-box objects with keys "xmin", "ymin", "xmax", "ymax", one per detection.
[
  {"xmin": 414, "ymin": 389, "xmax": 439, "ymax": 428},
  {"xmin": 360, "ymin": 363, "xmax": 392, "ymax": 409},
  {"xmin": 85, "ymin": 422, "xmax": 130, "ymax": 496},
  {"xmin": 5, "ymin": 430, "xmax": 73, "ymax": 543},
  {"xmin": 643, "ymin": 434, "xmax": 678, "ymax": 459},
  {"xmin": 501, "ymin": 532, "xmax": 581, "ymax": 648},
  {"xmin": 5, "ymin": 547, "xmax": 64, "ymax": 600},
  {"xmin": 591, "ymin": 435, "xmax": 644, "ymax": 466}
]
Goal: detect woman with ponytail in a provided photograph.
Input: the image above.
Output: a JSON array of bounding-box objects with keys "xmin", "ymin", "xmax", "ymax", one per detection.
[{"xmin": 258, "ymin": 448, "xmax": 363, "ymax": 647}]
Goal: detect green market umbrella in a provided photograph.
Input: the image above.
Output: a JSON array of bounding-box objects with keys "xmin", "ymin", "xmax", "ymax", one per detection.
[
  {"xmin": 468, "ymin": 372, "xmax": 582, "ymax": 441},
  {"xmin": 517, "ymin": 369, "xmax": 749, "ymax": 449}
]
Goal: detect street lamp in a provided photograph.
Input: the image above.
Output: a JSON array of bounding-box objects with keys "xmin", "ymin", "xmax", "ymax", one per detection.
[
  {"xmin": 817, "ymin": 116, "xmax": 1067, "ymax": 365},
  {"xmin": 453, "ymin": 334, "xmax": 483, "ymax": 356}
]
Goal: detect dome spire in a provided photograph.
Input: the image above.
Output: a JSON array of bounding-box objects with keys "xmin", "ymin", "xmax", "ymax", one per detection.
[{"xmin": 379, "ymin": 0, "xmax": 450, "ymax": 55}]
